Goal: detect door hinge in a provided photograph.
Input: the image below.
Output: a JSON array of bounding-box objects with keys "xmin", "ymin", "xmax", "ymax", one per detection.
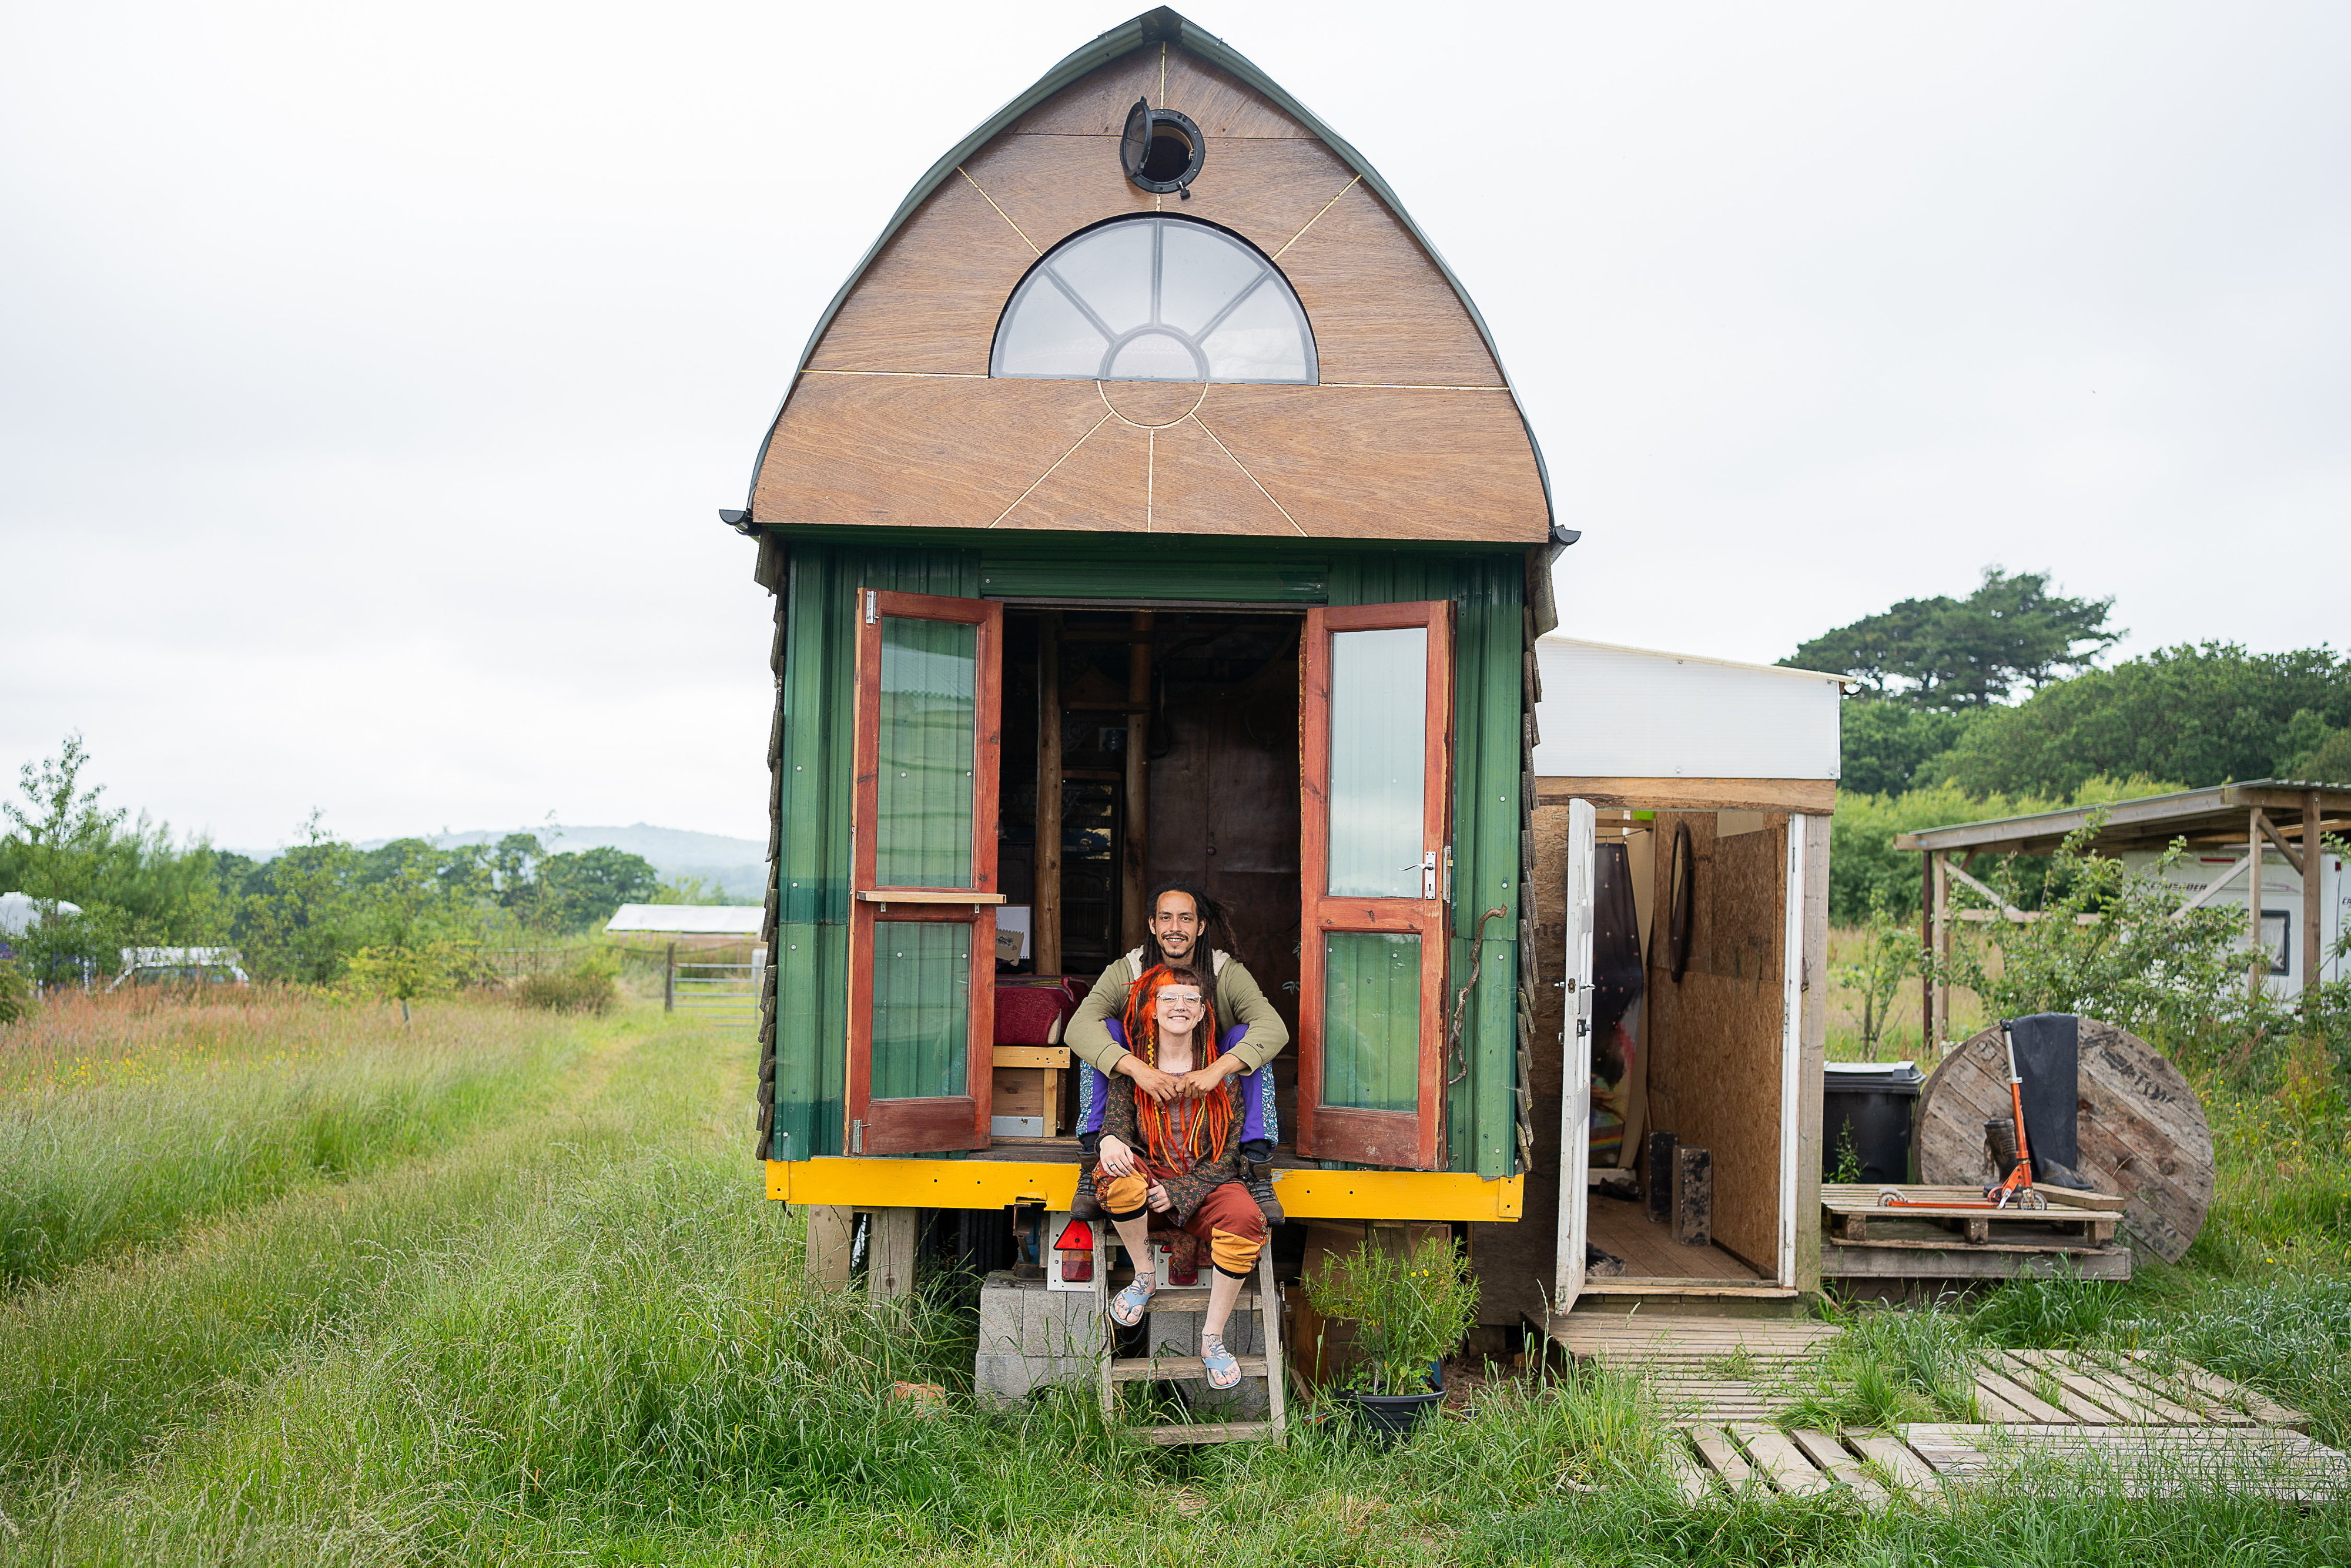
[
  {"xmin": 863, "ymin": 589, "xmax": 878, "ymax": 625},
  {"xmin": 850, "ymin": 1118, "xmax": 865, "ymax": 1154}
]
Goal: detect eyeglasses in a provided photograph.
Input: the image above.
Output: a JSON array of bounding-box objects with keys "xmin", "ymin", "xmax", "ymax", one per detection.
[{"xmin": 1156, "ymin": 989, "xmax": 1204, "ymax": 1006}]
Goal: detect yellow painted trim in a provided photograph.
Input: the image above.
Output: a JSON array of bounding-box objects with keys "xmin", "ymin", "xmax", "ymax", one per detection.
[
  {"xmin": 763, "ymin": 1161, "xmax": 1523, "ymax": 1221},
  {"xmin": 1273, "ymin": 1170, "xmax": 1523, "ymax": 1221}
]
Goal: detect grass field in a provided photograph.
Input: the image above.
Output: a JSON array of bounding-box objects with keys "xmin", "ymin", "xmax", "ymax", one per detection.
[{"xmin": 4, "ymin": 991, "xmax": 2348, "ymax": 1565}]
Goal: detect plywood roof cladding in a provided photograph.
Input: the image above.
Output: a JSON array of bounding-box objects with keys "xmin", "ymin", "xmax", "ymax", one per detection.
[{"xmin": 745, "ymin": 8, "xmax": 1553, "ymax": 544}]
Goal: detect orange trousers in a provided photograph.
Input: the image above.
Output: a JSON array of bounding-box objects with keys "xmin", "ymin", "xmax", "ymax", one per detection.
[{"xmin": 1098, "ymin": 1171, "xmax": 1265, "ymax": 1278}]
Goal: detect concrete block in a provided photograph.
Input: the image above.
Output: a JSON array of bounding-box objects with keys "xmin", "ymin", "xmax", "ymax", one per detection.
[
  {"xmin": 975, "ymin": 1278, "xmax": 1095, "ymax": 1400},
  {"xmin": 974, "ymin": 1353, "xmax": 1035, "ymax": 1408}
]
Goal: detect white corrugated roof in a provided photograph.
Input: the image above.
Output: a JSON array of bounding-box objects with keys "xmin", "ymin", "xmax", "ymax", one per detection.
[{"xmin": 603, "ymin": 903, "xmax": 765, "ymax": 935}]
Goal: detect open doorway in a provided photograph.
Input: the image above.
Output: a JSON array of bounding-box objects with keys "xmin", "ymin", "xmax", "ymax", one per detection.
[
  {"xmin": 994, "ymin": 608, "xmax": 1306, "ymax": 1148},
  {"xmin": 1487, "ymin": 798, "xmax": 1801, "ymax": 1316}
]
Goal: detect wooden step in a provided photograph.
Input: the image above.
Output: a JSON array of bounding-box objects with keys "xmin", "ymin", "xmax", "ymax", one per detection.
[
  {"xmin": 1143, "ymin": 1287, "xmax": 1262, "ymax": 1311},
  {"xmin": 1108, "ymin": 1354, "xmax": 1271, "ymax": 1383},
  {"xmin": 1136, "ymin": 1420, "xmax": 1275, "ymax": 1445}
]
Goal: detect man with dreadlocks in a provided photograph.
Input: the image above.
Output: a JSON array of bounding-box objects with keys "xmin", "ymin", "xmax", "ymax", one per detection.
[
  {"xmin": 1067, "ymin": 882, "xmax": 1290, "ymax": 1223},
  {"xmin": 1094, "ymin": 962, "xmax": 1266, "ymax": 1389}
]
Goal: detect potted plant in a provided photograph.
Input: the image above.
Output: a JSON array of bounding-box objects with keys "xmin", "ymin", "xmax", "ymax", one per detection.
[{"xmin": 1305, "ymin": 1230, "xmax": 1478, "ymax": 1442}]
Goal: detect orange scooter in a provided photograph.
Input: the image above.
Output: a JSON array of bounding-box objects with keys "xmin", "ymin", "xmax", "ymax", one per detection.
[{"xmin": 1878, "ymin": 1019, "xmax": 2049, "ymax": 1212}]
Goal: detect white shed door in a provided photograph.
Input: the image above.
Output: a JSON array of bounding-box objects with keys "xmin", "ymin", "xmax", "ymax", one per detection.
[{"xmin": 1552, "ymin": 798, "xmax": 1598, "ymax": 1312}]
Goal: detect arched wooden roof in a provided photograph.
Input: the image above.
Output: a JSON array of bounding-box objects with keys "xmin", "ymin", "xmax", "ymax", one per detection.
[{"xmin": 746, "ymin": 8, "xmax": 1553, "ymax": 544}]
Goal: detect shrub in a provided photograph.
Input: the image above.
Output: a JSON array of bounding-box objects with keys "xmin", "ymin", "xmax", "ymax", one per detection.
[
  {"xmin": 1305, "ymin": 1231, "xmax": 1478, "ymax": 1395},
  {"xmin": 515, "ymin": 966, "xmax": 617, "ymax": 1014},
  {"xmin": 0, "ymin": 959, "xmax": 32, "ymax": 1026}
]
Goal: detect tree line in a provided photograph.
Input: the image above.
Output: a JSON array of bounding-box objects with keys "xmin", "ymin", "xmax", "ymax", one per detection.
[
  {"xmin": 1785, "ymin": 569, "xmax": 2351, "ymax": 922},
  {"xmin": 0, "ymin": 736, "xmax": 662, "ymax": 990}
]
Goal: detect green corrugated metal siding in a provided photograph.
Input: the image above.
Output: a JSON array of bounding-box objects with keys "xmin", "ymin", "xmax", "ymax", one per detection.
[
  {"xmin": 979, "ymin": 546, "xmax": 1326, "ymax": 604},
  {"xmin": 1330, "ymin": 551, "xmax": 1525, "ymax": 1178},
  {"xmin": 771, "ymin": 540, "xmax": 980, "ymax": 1160},
  {"xmin": 766, "ymin": 533, "xmax": 1526, "ymax": 1178}
]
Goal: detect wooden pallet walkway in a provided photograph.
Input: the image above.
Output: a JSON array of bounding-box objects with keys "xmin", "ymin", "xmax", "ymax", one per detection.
[
  {"xmin": 1670, "ymin": 1423, "xmax": 2351, "ymax": 1505},
  {"xmin": 1538, "ymin": 1312, "xmax": 2337, "ymax": 1503}
]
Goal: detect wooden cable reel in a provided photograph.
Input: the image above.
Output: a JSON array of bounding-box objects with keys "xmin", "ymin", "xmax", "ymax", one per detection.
[{"xmin": 1915, "ymin": 1018, "xmax": 2215, "ymax": 1262}]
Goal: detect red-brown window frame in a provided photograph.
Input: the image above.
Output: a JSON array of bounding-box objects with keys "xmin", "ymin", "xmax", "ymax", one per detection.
[
  {"xmin": 1296, "ymin": 600, "xmax": 1455, "ymax": 1170},
  {"xmin": 843, "ymin": 589, "xmax": 1003, "ymax": 1156}
]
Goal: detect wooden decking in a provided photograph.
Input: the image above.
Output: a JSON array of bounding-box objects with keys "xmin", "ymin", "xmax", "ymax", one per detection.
[
  {"xmin": 1585, "ymin": 1197, "xmax": 1769, "ymax": 1286},
  {"xmin": 1539, "ymin": 1311, "xmax": 2340, "ymax": 1503}
]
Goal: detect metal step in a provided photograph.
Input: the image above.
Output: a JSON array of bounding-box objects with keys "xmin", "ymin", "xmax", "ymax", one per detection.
[
  {"xmin": 1107, "ymin": 1354, "xmax": 1271, "ymax": 1383},
  {"xmin": 1137, "ymin": 1420, "xmax": 1276, "ymax": 1445}
]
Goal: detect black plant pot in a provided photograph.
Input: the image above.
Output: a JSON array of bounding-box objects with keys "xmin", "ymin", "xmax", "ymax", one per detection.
[{"xmin": 1339, "ymin": 1389, "xmax": 1441, "ymax": 1444}]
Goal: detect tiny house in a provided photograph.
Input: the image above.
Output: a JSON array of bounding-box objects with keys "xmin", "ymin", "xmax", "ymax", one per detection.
[{"xmin": 735, "ymin": 10, "xmax": 1837, "ymax": 1324}]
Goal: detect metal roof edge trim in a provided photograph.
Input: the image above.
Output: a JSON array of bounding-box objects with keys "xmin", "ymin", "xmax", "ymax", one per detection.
[
  {"xmin": 1891, "ymin": 778, "xmax": 2351, "ymax": 850},
  {"xmin": 738, "ymin": 6, "xmax": 1556, "ymax": 535}
]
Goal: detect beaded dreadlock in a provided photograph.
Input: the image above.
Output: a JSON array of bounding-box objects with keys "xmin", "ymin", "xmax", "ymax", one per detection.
[{"xmin": 1120, "ymin": 962, "xmax": 1230, "ymax": 1167}]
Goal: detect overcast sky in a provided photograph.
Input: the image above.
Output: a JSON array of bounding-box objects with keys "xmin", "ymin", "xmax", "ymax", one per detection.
[{"xmin": 4, "ymin": 2, "xmax": 2345, "ymax": 849}]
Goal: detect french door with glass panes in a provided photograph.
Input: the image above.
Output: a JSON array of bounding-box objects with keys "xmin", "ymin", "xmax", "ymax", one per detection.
[
  {"xmin": 844, "ymin": 589, "xmax": 1003, "ymax": 1155},
  {"xmin": 1296, "ymin": 601, "xmax": 1454, "ymax": 1169}
]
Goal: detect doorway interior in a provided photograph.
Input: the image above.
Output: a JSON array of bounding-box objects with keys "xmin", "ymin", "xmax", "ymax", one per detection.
[{"xmin": 994, "ymin": 607, "xmax": 1307, "ymax": 1147}]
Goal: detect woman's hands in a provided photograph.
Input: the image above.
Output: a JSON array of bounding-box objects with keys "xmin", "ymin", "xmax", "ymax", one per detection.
[
  {"xmin": 1117, "ymin": 1054, "xmax": 1183, "ymax": 1103},
  {"xmin": 1096, "ymin": 1138, "xmax": 1170, "ymax": 1212},
  {"xmin": 1175, "ymin": 1055, "xmax": 1244, "ymax": 1099}
]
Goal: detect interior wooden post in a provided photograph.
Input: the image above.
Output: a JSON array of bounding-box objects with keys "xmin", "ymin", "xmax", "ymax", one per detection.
[
  {"xmin": 1036, "ymin": 612, "xmax": 1063, "ymax": 976},
  {"xmin": 2248, "ymin": 808, "xmax": 2267, "ymax": 1000},
  {"xmin": 2305, "ymin": 790, "xmax": 2324, "ymax": 1023},
  {"xmin": 1120, "ymin": 609, "xmax": 1155, "ymax": 949}
]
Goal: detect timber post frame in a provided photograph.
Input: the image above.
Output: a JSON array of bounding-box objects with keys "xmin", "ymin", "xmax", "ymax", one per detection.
[{"xmin": 1900, "ymin": 780, "xmax": 2351, "ymax": 1047}]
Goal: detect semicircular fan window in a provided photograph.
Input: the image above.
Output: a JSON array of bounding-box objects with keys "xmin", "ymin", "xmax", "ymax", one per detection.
[{"xmin": 990, "ymin": 216, "xmax": 1316, "ymax": 384}]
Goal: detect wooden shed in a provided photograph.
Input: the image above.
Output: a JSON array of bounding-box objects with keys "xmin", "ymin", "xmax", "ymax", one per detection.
[{"xmin": 1473, "ymin": 638, "xmax": 1841, "ymax": 1327}]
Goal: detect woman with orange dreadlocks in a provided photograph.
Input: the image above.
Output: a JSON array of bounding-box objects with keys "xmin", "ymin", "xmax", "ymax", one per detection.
[{"xmin": 1095, "ymin": 962, "xmax": 1267, "ymax": 1389}]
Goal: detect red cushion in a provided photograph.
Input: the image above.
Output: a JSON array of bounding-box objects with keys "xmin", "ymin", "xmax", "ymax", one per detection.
[{"xmin": 994, "ymin": 984, "xmax": 1071, "ymax": 1046}]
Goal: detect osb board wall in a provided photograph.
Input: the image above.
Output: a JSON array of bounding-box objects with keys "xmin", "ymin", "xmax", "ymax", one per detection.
[
  {"xmin": 1644, "ymin": 811, "xmax": 1787, "ymax": 1274},
  {"xmin": 751, "ymin": 42, "xmax": 1547, "ymax": 544}
]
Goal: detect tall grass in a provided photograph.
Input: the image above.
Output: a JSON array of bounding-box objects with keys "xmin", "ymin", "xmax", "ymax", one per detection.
[
  {"xmin": 6, "ymin": 991, "xmax": 2350, "ymax": 1564},
  {"xmin": 0, "ymin": 990, "xmax": 578, "ymax": 1288}
]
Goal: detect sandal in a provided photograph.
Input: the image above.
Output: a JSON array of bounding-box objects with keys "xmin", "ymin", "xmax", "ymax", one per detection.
[
  {"xmin": 1108, "ymin": 1274, "xmax": 1156, "ymax": 1327},
  {"xmin": 1200, "ymin": 1332, "xmax": 1241, "ymax": 1390}
]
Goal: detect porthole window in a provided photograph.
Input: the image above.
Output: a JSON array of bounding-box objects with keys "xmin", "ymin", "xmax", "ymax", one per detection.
[
  {"xmin": 990, "ymin": 216, "xmax": 1317, "ymax": 384},
  {"xmin": 1121, "ymin": 99, "xmax": 1205, "ymax": 193}
]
